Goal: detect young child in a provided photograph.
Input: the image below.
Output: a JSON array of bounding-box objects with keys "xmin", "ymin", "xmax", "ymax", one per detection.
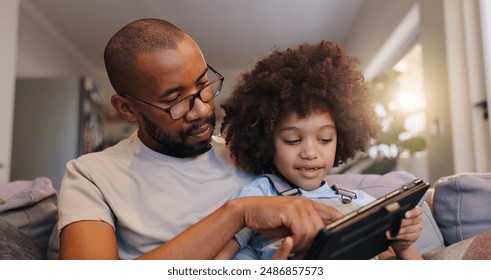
[{"xmin": 218, "ymin": 41, "xmax": 423, "ymax": 260}]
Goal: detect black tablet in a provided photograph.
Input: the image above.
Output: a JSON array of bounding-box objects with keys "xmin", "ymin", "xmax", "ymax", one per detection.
[{"xmin": 304, "ymin": 178, "xmax": 430, "ymax": 260}]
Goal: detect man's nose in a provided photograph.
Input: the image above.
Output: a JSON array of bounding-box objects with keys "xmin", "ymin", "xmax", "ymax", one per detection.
[{"xmin": 185, "ymin": 97, "xmax": 213, "ymax": 121}]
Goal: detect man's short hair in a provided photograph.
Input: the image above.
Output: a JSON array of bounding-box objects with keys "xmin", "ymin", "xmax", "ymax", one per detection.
[{"xmin": 104, "ymin": 18, "xmax": 185, "ymax": 94}]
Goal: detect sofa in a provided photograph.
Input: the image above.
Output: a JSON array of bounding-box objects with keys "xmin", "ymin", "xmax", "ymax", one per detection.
[
  {"xmin": 0, "ymin": 177, "xmax": 57, "ymax": 259},
  {"xmin": 1, "ymin": 171, "xmax": 490, "ymax": 259}
]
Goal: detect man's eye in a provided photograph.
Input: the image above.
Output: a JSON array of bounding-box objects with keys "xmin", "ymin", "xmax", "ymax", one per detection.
[
  {"xmin": 162, "ymin": 95, "xmax": 181, "ymax": 104},
  {"xmin": 197, "ymin": 81, "xmax": 210, "ymax": 89}
]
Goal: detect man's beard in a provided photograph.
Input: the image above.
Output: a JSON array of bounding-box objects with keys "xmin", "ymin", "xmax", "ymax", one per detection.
[{"xmin": 142, "ymin": 113, "xmax": 216, "ymax": 158}]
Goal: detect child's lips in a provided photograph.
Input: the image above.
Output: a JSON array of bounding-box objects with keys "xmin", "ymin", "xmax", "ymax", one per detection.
[
  {"xmin": 296, "ymin": 166, "xmax": 323, "ymax": 177},
  {"xmin": 296, "ymin": 166, "xmax": 322, "ymax": 171}
]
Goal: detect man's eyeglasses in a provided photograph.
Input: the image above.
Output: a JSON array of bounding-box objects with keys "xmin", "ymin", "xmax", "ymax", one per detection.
[{"xmin": 119, "ymin": 64, "xmax": 223, "ymax": 120}]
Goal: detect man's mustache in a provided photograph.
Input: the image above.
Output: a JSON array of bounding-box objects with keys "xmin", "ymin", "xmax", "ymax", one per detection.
[{"xmin": 181, "ymin": 114, "xmax": 216, "ymax": 138}]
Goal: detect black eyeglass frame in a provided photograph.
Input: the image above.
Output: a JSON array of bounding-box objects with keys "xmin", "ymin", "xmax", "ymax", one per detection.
[{"xmin": 118, "ymin": 64, "xmax": 224, "ymax": 120}]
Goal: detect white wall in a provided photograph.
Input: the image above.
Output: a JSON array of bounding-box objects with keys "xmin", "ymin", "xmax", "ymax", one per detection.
[
  {"xmin": 418, "ymin": 0, "xmax": 455, "ymax": 183},
  {"xmin": 482, "ymin": 0, "xmax": 491, "ymax": 141},
  {"xmin": 0, "ymin": 0, "xmax": 20, "ymax": 183},
  {"xmin": 16, "ymin": 1, "xmax": 114, "ymax": 111},
  {"xmin": 343, "ymin": 0, "xmax": 416, "ymax": 72},
  {"xmin": 443, "ymin": 0, "xmax": 491, "ymax": 173},
  {"xmin": 17, "ymin": 2, "xmax": 108, "ymax": 86}
]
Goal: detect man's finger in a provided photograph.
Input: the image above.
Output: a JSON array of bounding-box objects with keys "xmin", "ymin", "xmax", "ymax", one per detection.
[{"xmin": 312, "ymin": 200, "xmax": 344, "ymax": 224}]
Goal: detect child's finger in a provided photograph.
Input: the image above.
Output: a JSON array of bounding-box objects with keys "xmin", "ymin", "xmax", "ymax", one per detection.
[
  {"xmin": 404, "ymin": 206, "xmax": 422, "ymax": 218},
  {"xmin": 272, "ymin": 236, "xmax": 294, "ymax": 260}
]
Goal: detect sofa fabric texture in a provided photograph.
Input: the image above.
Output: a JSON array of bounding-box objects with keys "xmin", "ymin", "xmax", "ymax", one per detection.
[
  {"xmin": 432, "ymin": 173, "xmax": 491, "ymax": 245},
  {"xmin": 0, "ymin": 177, "xmax": 58, "ymax": 258},
  {"xmin": 0, "ymin": 216, "xmax": 43, "ymax": 259},
  {"xmin": 423, "ymin": 230, "xmax": 491, "ymax": 260}
]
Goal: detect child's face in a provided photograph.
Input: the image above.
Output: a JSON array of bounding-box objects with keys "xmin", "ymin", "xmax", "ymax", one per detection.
[{"xmin": 273, "ymin": 111, "xmax": 337, "ymax": 191}]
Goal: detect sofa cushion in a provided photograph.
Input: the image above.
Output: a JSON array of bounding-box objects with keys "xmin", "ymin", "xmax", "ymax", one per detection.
[
  {"xmin": 326, "ymin": 171, "xmax": 445, "ymax": 255},
  {"xmin": 0, "ymin": 216, "xmax": 43, "ymax": 259},
  {"xmin": 0, "ymin": 177, "xmax": 58, "ymax": 258},
  {"xmin": 432, "ymin": 173, "xmax": 491, "ymax": 245},
  {"xmin": 423, "ymin": 230, "xmax": 491, "ymax": 260}
]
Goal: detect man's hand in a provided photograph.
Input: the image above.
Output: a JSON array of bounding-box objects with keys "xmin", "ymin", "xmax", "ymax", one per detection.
[{"xmin": 234, "ymin": 196, "xmax": 343, "ymax": 254}]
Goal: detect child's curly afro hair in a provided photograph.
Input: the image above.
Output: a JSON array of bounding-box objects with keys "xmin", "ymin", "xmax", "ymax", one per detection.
[{"xmin": 220, "ymin": 41, "xmax": 381, "ymax": 175}]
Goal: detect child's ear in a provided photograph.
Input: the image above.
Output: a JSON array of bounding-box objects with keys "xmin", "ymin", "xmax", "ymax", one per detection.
[{"xmin": 111, "ymin": 94, "xmax": 138, "ymax": 122}]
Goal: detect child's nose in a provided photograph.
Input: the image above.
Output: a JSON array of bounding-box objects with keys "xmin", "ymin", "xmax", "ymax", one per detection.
[{"xmin": 300, "ymin": 143, "xmax": 318, "ymax": 160}]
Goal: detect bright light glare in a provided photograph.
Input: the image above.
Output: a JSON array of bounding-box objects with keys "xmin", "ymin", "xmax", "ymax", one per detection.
[
  {"xmin": 374, "ymin": 103, "xmax": 387, "ymax": 117},
  {"xmin": 394, "ymin": 60, "xmax": 410, "ymax": 72},
  {"xmin": 397, "ymin": 90, "xmax": 425, "ymax": 111},
  {"xmin": 388, "ymin": 101, "xmax": 398, "ymax": 111},
  {"xmin": 368, "ymin": 144, "xmax": 399, "ymax": 159},
  {"xmin": 404, "ymin": 111, "xmax": 426, "ymax": 135}
]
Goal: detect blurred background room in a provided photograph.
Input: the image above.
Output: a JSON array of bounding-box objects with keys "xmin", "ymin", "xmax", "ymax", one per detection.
[{"xmin": 1, "ymin": 0, "xmax": 490, "ymax": 190}]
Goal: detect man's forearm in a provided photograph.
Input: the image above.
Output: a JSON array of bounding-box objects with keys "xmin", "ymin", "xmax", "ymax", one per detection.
[{"xmin": 136, "ymin": 200, "xmax": 243, "ymax": 259}]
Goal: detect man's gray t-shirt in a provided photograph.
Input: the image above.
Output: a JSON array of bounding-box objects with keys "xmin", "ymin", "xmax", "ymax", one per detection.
[{"xmin": 52, "ymin": 133, "xmax": 252, "ymax": 259}]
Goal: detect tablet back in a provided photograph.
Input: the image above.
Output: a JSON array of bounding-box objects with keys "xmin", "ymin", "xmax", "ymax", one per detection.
[{"xmin": 305, "ymin": 178, "xmax": 430, "ymax": 260}]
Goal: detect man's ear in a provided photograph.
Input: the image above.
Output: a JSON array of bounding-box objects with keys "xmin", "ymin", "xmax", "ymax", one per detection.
[{"xmin": 111, "ymin": 94, "xmax": 138, "ymax": 122}]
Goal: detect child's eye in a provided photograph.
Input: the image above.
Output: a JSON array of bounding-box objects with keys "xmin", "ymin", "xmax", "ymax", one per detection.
[
  {"xmin": 319, "ymin": 138, "xmax": 333, "ymax": 143},
  {"xmin": 284, "ymin": 139, "xmax": 300, "ymax": 145}
]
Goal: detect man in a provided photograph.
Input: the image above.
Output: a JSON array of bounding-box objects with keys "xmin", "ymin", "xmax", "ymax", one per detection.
[{"xmin": 53, "ymin": 18, "xmax": 341, "ymax": 259}]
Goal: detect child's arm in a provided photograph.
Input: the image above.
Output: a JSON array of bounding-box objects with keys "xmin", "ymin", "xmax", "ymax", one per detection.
[
  {"xmin": 378, "ymin": 206, "xmax": 424, "ymax": 260},
  {"xmin": 214, "ymin": 239, "xmax": 240, "ymax": 260}
]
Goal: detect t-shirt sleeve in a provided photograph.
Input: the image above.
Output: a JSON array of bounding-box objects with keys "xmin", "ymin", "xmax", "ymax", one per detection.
[
  {"xmin": 230, "ymin": 177, "xmax": 273, "ymax": 252},
  {"xmin": 229, "ymin": 177, "xmax": 274, "ymax": 199},
  {"xmin": 57, "ymin": 158, "xmax": 115, "ymax": 233}
]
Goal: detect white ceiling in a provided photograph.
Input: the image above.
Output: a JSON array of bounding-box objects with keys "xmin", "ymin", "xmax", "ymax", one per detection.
[{"xmin": 21, "ymin": 0, "xmax": 365, "ymax": 73}]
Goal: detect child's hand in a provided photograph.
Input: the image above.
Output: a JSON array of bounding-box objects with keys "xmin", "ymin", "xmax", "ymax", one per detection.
[{"xmin": 387, "ymin": 206, "xmax": 423, "ymax": 255}]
